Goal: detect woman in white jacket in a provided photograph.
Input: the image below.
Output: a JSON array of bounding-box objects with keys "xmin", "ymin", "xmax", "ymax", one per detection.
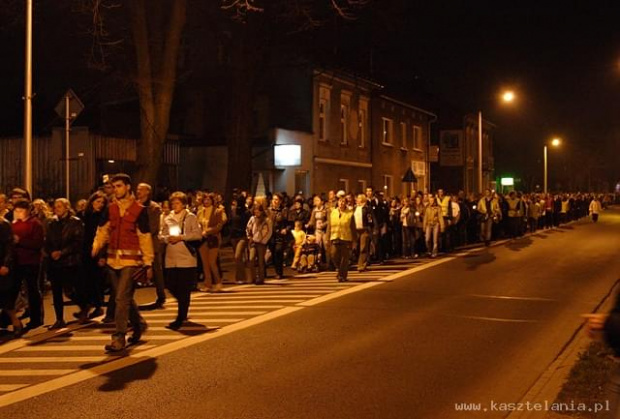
[
  {"xmin": 159, "ymin": 191, "xmax": 202, "ymax": 330},
  {"xmin": 589, "ymin": 196, "xmax": 602, "ymax": 223}
]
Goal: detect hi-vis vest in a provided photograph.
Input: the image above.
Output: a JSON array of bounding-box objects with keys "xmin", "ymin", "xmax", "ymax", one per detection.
[
  {"xmin": 329, "ymin": 208, "xmax": 354, "ymax": 242},
  {"xmin": 439, "ymin": 196, "xmax": 451, "ymax": 218},
  {"xmin": 108, "ymin": 201, "xmax": 144, "ymax": 260}
]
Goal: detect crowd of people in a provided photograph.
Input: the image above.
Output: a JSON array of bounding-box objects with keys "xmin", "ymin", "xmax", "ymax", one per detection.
[{"xmin": 0, "ymin": 174, "xmax": 615, "ymax": 351}]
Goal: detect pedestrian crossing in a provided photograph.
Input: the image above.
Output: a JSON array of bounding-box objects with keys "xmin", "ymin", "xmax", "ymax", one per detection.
[{"xmin": 0, "ymin": 262, "xmax": 414, "ymax": 399}]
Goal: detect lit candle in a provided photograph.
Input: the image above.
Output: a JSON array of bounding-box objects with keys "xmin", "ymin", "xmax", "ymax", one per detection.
[
  {"xmin": 169, "ymin": 225, "xmax": 181, "ymax": 237},
  {"xmin": 415, "ymin": 212, "xmax": 420, "ymax": 217}
]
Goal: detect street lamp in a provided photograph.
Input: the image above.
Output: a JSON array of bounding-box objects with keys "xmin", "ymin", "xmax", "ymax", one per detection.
[
  {"xmin": 23, "ymin": 0, "xmax": 33, "ymax": 195},
  {"xmin": 477, "ymin": 90, "xmax": 515, "ymax": 193},
  {"xmin": 543, "ymin": 138, "xmax": 561, "ymax": 194}
]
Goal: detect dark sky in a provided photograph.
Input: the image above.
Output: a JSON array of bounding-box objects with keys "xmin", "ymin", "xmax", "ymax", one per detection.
[
  {"xmin": 1, "ymin": 1, "xmax": 619, "ymax": 186},
  {"xmin": 330, "ymin": 0, "xmax": 620, "ymax": 183}
]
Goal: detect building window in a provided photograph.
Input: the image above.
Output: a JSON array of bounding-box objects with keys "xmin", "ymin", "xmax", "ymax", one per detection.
[
  {"xmin": 382, "ymin": 175, "xmax": 393, "ymax": 197},
  {"xmin": 413, "ymin": 125, "xmax": 422, "ymax": 150},
  {"xmin": 339, "ymin": 178, "xmax": 349, "ymax": 193},
  {"xmin": 318, "ymin": 85, "xmax": 331, "ymax": 142},
  {"xmin": 401, "ymin": 122, "xmax": 408, "ymax": 149},
  {"xmin": 382, "ymin": 118, "xmax": 394, "ymax": 146},
  {"xmin": 340, "ymin": 104, "xmax": 349, "ymax": 145},
  {"xmin": 359, "ymin": 109, "xmax": 366, "ymax": 148},
  {"xmin": 358, "ymin": 179, "xmax": 367, "ymax": 194}
]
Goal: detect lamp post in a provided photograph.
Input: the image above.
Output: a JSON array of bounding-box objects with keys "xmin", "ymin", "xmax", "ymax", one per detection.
[
  {"xmin": 23, "ymin": 0, "xmax": 33, "ymax": 194},
  {"xmin": 543, "ymin": 138, "xmax": 561, "ymax": 194},
  {"xmin": 477, "ymin": 90, "xmax": 515, "ymax": 193}
]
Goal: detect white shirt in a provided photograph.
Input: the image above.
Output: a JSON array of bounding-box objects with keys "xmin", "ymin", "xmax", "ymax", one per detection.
[
  {"xmin": 451, "ymin": 202, "xmax": 460, "ymax": 219},
  {"xmin": 354, "ymin": 206, "xmax": 364, "ymax": 229}
]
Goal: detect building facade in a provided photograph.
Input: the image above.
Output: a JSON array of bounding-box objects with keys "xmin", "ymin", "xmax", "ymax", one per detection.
[{"xmin": 370, "ymin": 95, "xmax": 435, "ymax": 197}]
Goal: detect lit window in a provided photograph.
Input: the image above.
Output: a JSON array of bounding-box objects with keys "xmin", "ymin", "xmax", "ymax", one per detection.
[
  {"xmin": 319, "ymin": 100, "xmax": 328, "ymax": 141},
  {"xmin": 382, "ymin": 118, "xmax": 393, "ymax": 145},
  {"xmin": 359, "ymin": 109, "xmax": 366, "ymax": 148},
  {"xmin": 401, "ymin": 122, "xmax": 407, "ymax": 149}
]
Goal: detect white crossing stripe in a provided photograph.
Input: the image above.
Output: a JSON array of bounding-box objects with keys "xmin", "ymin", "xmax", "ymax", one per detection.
[
  {"xmin": 148, "ymin": 326, "xmax": 217, "ymax": 331},
  {"xmin": 0, "ymin": 370, "xmax": 74, "ymax": 376},
  {"xmin": 16, "ymin": 345, "xmax": 157, "ymax": 352},
  {"xmin": 142, "ymin": 311, "xmax": 266, "ymax": 317},
  {"xmin": 47, "ymin": 335, "xmax": 184, "ymax": 341},
  {"xmin": 0, "ymin": 357, "xmax": 117, "ymax": 363},
  {"xmin": 0, "ymin": 385, "xmax": 29, "ymax": 392},
  {"xmin": 198, "ymin": 295, "xmax": 320, "ymax": 300},
  {"xmin": 183, "ymin": 300, "xmax": 305, "ymax": 304},
  {"xmin": 208, "ymin": 293, "xmax": 322, "ymax": 297},
  {"xmin": 146, "ymin": 318, "xmax": 242, "ymax": 324},
  {"xmin": 186, "ymin": 304, "xmax": 284, "ymax": 309}
]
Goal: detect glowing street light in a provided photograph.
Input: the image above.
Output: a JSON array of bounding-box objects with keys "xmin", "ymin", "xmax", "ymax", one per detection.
[
  {"xmin": 544, "ymin": 138, "xmax": 562, "ymax": 194},
  {"xmin": 477, "ymin": 90, "xmax": 516, "ymax": 193}
]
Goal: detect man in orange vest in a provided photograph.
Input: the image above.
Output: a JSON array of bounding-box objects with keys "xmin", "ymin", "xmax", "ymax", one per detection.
[{"xmin": 92, "ymin": 173, "xmax": 154, "ymax": 352}]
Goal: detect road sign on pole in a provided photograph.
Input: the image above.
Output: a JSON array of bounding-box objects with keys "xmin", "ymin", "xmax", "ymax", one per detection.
[{"xmin": 55, "ymin": 89, "xmax": 84, "ymax": 200}]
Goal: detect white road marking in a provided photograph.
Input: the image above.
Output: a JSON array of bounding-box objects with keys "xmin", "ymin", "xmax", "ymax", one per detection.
[
  {"xmin": 16, "ymin": 345, "xmax": 157, "ymax": 352},
  {"xmin": 186, "ymin": 304, "xmax": 284, "ymax": 309},
  {"xmin": 200, "ymin": 295, "xmax": 321, "ymax": 299},
  {"xmin": 0, "ymin": 385, "xmax": 29, "ymax": 392},
  {"xmin": 145, "ymin": 318, "xmax": 242, "ymax": 324},
  {"xmin": 46, "ymin": 336, "xmax": 184, "ymax": 341},
  {"xmin": 456, "ymin": 315, "xmax": 539, "ymax": 323},
  {"xmin": 0, "ymin": 356, "xmax": 117, "ymax": 363},
  {"xmin": 465, "ymin": 294, "xmax": 557, "ymax": 302},
  {"xmin": 0, "ymin": 370, "xmax": 74, "ymax": 376},
  {"xmin": 209, "ymin": 291, "xmax": 326, "ymax": 295},
  {"xmin": 142, "ymin": 311, "xmax": 266, "ymax": 317}
]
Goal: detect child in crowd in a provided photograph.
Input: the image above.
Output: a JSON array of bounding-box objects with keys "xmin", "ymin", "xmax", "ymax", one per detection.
[{"xmin": 291, "ymin": 220, "xmax": 306, "ymax": 270}]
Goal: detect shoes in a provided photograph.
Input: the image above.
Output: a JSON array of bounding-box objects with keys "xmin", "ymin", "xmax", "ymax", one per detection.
[
  {"xmin": 337, "ymin": 276, "xmax": 348, "ymax": 283},
  {"xmin": 105, "ymin": 333, "xmax": 126, "ymax": 352},
  {"xmin": 165, "ymin": 320, "xmax": 183, "ymax": 331},
  {"xmin": 102, "ymin": 315, "xmax": 115, "ymax": 324},
  {"xmin": 18, "ymin": 310, "xmax": 30, "ymax": 320},
  {"xmin": 128, "ymin": 322, "xmax": 147, "ymax": 344},
  {"xmin": 73, "ymin": 310, "xmax": 90, "ymax": 324},
  {"xmin": 275, "ymin": 275, "xmax": 283, "ymax": 280},
  {"xmin": 25, "ymin": 321, "xmax": 43, "ymax": 331},
  {"xmin": 12, "ymin": 324, "xmax": 24, "ymax": 338},
  {"xmin": 49, "ymin": 320, "xmax": 66, "ymax": 330},
  {"xmin": 213, "ymin": 283, "xmax": 223, "ymax": 292},
  {"xmin": 155, "ymin": 299, "xmax": 166, "ymax": 309},
  {"xmin": 88, "ymin": 308, "xmax": 104, "ymax": 319},
  {"xmin": 255, "ymin": 280, "xmax": 265, "ymax": 285},
  {"xmin": 140, "ymin": 300, "xmax": 166, "ymax": 310}
]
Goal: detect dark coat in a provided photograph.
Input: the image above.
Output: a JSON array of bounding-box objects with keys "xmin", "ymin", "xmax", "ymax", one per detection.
[
  {"xmin": 44, "ymin": 214, "xmax": 84, "ymax": 268},
  {"xmin": 0, "ymin": 218, "xmax": 14, "ymax": 269}
]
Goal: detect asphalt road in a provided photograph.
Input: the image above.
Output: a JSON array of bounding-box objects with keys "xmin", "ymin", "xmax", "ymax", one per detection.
[{"xmin": 1, "ymin": 208, "xmax": 619, "ymax": 419}]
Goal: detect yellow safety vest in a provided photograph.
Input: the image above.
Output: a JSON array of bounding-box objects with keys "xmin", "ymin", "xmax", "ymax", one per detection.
[{"xmin": 329, "ymin": 208, "xmax": 354, "ymax": 242}]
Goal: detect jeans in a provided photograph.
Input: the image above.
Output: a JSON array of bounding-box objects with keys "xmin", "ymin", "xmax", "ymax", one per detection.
[
  {"xmin": 231, "ymin": 237, "xmax": 249, "ymax": 282},
  {"xmin": 107, "ymin": 266, "xmax": 144, "ymax": 335},
  {"xmin": 331, "ymin": 240, "xmax": 351, "ymax": 280},
  {"xmin": 480, "ymin": 218, "xmax": 493, "ymax": 243},
  {"xmin": 153, "ymin": 246, "xmax": 166, "ymax": 302},
  {"xmin": 425, "ymin": 224, "xmax": 440, "ymax": 256},
  {"xmin": 198, "ymin": 242, "xmax": 221, "ymax": 288},
  {"xmin": 249, "ymin": 242, "xmax": 267, "ymax": 284},
  {"xmin": 356, "ymin": 229, "xmax": 371, "ymax": 271}
]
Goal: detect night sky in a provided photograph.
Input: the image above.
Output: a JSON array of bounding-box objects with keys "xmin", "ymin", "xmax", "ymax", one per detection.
[{"xmin": 1, "ymin": 1, "xmax": 619, "ymax": 187}]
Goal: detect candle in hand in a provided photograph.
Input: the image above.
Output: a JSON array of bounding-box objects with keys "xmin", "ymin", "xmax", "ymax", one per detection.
[{"xmin": 169, "ymin": 225, "xmax": 181, "ymax": 237}]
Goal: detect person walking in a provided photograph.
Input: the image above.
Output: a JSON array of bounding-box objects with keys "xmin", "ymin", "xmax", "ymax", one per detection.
[
  {"xmin": 137, "ymin": 183, "xmax": 166, "ymax": 309},
  {"xmin": 353, "ymin": 194, "xmax": 374, "ymax": 272},
  {"xmin": 477, "ymin": 189, "xmax": 501, "ymax": 246},
  {"xmin": 246, "ymin": 204, "xmax": 273, "ymax": 285},
  {"xmin": 268, "ymin": 194, "xmax": 290, "ymax": 279},
  {"xmin": 197, "ymin": 193, "xmax": 225, "ymax": 293},
  {"xmin": 423, "ymin": 195, "xmax": 444, "ymax": 258},
  {"xmin": 11, "ymin": 199, "xmax": 45, "ymax": 330},
  {"xmin": 0, "ymin": 216, "xmax": 21, "ymax": 336},
  {"xmin": 159, "ymin": 191, "xmax": 202, "ymax": 330},
  {"xmin": 327, "ymin": 197, "xmax": 356, "ymax": 282},
  {"xmin": 589, "ymin": 195, "xmax": 602, "ymax": 223},
  {"xmin": 229, "ymin": 197, "xmax": 252, "ymax": 284},
  {"xmin": 45, "ymin": 198, "xmax": 86, "ymax": 329},
  {"xmin": 92, "ymin": 174, "xmax": 154, "ymax": 352},
  {"xmin": 81, "ymin": 191, "xmax": 109, "ymax": 320}
]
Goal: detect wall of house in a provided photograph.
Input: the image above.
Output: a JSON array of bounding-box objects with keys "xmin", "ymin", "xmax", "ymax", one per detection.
[{"xmin": 371, "ymin": 97, "xmax": 431, "ymax": 197}]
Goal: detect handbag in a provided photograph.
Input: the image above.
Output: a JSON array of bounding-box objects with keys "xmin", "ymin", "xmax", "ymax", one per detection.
[{"xmin": 180, "ymin": 213, "xmax": 203, "ymax": 256}]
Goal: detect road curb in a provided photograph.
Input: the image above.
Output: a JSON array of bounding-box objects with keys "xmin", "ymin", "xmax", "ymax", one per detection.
[{"xmin": 506, "ymin": 279, "xmax": 620, "ymax": 419}]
